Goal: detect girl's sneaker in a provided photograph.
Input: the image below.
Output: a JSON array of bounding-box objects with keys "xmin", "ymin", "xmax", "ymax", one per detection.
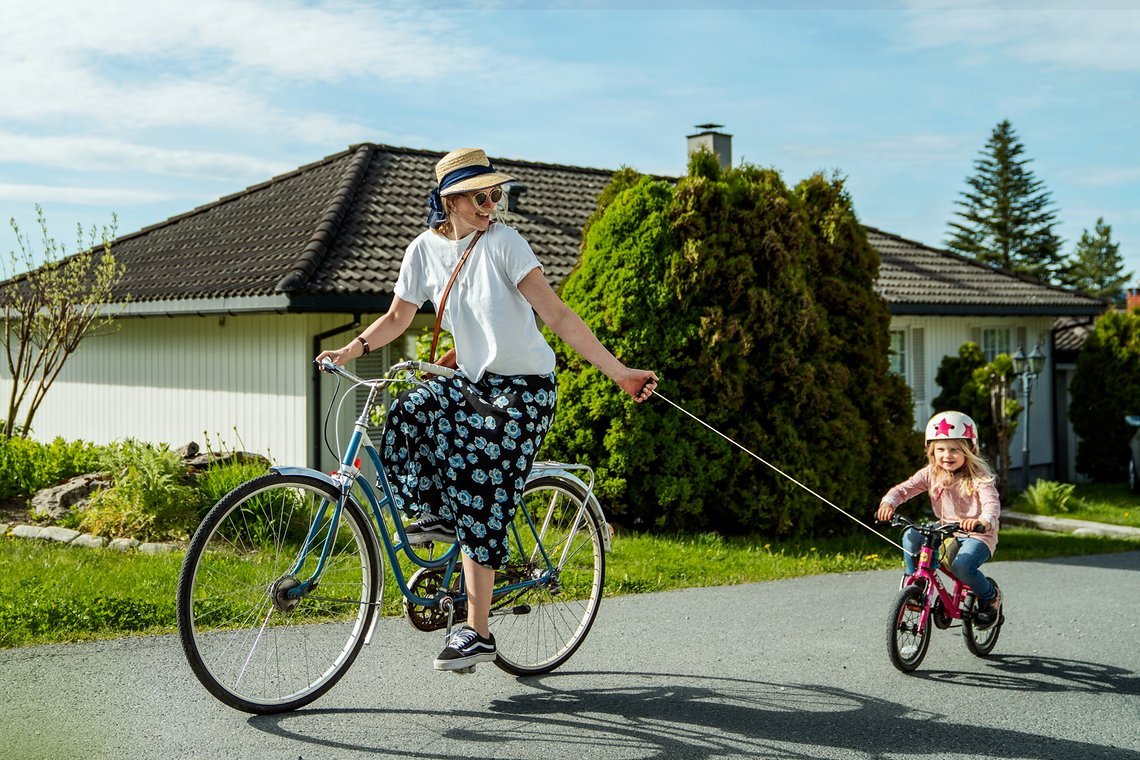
[
  {"xmin": 975, "ymin": 585, "xmax": 1002, "ymax": 628},
  {"xmin": 434, "ymin": 627, "xmax": 496, "ymax": 670}
]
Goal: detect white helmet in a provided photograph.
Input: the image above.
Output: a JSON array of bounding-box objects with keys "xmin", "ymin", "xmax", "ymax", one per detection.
[{"xmin": 925, "ymin": 411, "xmax": 978, "ymax": 447}]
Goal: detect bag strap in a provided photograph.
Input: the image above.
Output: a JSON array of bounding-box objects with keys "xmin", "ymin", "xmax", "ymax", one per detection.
[{"xmin": 429, "ymin": 229, "xmax": 484, "ymax": 363}]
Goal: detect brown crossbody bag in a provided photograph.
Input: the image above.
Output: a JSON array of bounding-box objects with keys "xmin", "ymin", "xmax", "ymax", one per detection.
[{"xmin": 427, "ymin": 229, "xmax": 484, "ymax": 371}]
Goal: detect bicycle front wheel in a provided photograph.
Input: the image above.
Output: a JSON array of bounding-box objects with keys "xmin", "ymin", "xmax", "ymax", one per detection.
[
  {"xmin": 886, "ymin": 584, "xmax": 931, "ymax": 672},
  {"xmin": 176, "ymin": 473, "xmax": 379, "ymax": 714},
  {"xmin": 492, "ymin": 475, "xmax": 605, "ymax": 676}
]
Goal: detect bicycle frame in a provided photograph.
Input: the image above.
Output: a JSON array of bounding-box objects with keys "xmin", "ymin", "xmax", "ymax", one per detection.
[
  {"xmin": 275, "ymin": 361, "xmax": 588, "ymax": 633},
  {"xmin": 900, "ymin": 520, "xmax": 979, "ymax": 630}
]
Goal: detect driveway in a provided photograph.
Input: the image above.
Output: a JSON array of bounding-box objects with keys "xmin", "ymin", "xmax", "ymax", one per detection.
[{"xmin": 2, "ymin": 551, "xmax": 1138, "ymax": 759}]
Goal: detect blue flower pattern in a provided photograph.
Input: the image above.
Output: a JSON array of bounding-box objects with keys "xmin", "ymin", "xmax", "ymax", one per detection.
[{"xmin": 381, "ymin": 371, "xmax": 557, "ymax": 569}]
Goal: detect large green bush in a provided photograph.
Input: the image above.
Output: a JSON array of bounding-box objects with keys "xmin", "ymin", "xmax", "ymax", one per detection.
[
  {"xmin": 1069, "ymin": 309, "xmax": 1140, "ymax": 480},
  {"xmin": 543, "ymin": 154, "xmax": 914, "ymax": 536}
]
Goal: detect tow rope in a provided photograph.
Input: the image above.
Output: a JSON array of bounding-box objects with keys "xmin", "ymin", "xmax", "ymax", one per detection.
[{"xmin": 652, "ymin": 389, "xmax": 908, "ymax": 554}]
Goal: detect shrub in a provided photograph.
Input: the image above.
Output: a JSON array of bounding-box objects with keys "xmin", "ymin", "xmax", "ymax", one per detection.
[
  {"xmin": 77, "ymin": 439, "xmax": 202, "ymax": 541},
  {"xmin": 1069, "ymin": 309, "xmax": 1140, "ymax": 480},
  {"xmin": 195, "ymin": 460, "xmax": 271, "ymax": 514},
  {"xmin": 542, "ymin": 155, "xmax": 914, "ymax": 536},
  {"xmin": 1016, "ymin": 480, "xmax": 1078, "ymax": 515},
  {"xmin": 0, "ymin": 435, "xmax": 103, "ymax": 500}
]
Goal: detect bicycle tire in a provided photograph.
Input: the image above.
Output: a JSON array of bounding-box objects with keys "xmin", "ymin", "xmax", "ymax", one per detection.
[
  {"xmin": 963, "ymin": 589, "xmax": 1003, "ymax": 657},
  {"xmin": 886, "ymin": 584, "xmax": 931, "ymax": 672},
  {"xmin": 177, "ymin": 473, "xmax": 379, "ymax": 714},
  {"xmin": 492, "ymin": 475, "xmax": 605, "ymax": 676}
]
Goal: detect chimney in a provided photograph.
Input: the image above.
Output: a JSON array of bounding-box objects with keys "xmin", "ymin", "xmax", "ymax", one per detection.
[{"xmin": 687, "ymin": 123, "xmax": 732, "ymax": 170}]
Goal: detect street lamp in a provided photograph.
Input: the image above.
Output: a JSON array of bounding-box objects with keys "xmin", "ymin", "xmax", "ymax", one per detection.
[{"xmin": 1011, "ymin": 344, "xmax": 1047, "ymax": 490}]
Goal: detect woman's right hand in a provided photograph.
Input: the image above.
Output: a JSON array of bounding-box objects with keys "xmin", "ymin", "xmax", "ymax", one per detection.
[
  {"xmin": 875, "ymin": 503, "xmax": 895, "ymax": 522},
  {"xmin": 315, "ymin": 341, "xmax": 362, "ymax": 369}
]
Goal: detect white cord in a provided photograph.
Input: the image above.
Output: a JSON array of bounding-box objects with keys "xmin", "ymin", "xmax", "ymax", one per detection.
[{"xmin": 652, "ymin": 390, "xmax": 909, "ymax": 555}]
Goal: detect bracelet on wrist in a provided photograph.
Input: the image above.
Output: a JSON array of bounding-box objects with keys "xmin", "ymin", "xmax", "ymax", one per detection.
[{"xmin": 355, "ymin": 336, "xmax": 370, "ymax": 355}]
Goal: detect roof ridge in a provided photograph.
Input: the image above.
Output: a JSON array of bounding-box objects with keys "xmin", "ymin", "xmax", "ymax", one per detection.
[
  {"xmin": 275, "ymin": 144, "xmax": 374, "ymax": 294},
  {"xmin": 864, "ymin": 224, "xmax": 1107, "ymax": 306}
]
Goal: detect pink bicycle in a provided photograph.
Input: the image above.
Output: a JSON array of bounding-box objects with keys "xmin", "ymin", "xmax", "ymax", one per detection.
[{"xmin": 883, "ymin": 514, "xmax": 1004, "ymax": 672}]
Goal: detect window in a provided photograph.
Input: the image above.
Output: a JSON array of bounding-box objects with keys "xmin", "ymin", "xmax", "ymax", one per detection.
[
  {"xmin": 889, "ymin": 330, "xmax": 907, "ymax": 380},
  {"xmin": 981, "ymin": 328, "xmax": 1011, "ymax": 363}
]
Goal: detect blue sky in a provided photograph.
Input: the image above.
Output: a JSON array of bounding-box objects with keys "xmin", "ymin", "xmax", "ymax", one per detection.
[{"xmin": 3, "ymin": 0, "xmax": 1138, "ymax": 283}]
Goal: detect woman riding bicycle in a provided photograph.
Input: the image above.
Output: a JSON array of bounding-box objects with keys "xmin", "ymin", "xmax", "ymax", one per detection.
[
  {"xmin": 316, "ymin": 148, "xmax": 657, "ymax": 671},
  {"xmin": 874, "ymin": 411, "xmax": 1003, "ymax": 627}
]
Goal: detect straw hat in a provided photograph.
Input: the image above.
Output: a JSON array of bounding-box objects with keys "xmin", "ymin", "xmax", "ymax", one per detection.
[{"xmin": 435, "ymin": 148, "xmax": 515, "ymax": 196}]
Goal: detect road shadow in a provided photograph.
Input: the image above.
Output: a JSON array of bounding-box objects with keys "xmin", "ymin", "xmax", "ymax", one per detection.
[
  {"xmin": 915, "ymin": 654, "xmax": 1140, "ymax": 695},
  {"xmin": 248, "ymin": 670, "xmax": 1139, "ymax": 759},
  {"xmin": 1021, "ymin": 550, "xmax": 1140, "ymax": 571}
]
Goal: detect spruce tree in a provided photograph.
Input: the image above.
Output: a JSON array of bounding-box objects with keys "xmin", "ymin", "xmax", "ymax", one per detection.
[
  {"xmin": 1058, "ymin": 217, "xmax": 1131, "ymax": 305},
  {"xmin": 946, "ymin": 120, "xmax": 1063, "ymax": 281}
]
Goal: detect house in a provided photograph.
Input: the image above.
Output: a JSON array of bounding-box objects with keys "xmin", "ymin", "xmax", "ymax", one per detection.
[{"xmin": 0, "ymin": 132, "xmax": 1106, "ymax": 482}]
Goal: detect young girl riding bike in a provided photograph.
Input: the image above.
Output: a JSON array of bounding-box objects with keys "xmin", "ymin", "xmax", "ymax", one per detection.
[{"xmin": 875, "ymin": 411, "xmax": 1003, "ymax": 627}]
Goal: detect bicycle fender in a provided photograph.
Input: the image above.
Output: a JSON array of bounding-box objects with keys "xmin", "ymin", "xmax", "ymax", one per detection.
[
  {"xmin": 271, "ymin": 466, "xmax": 341, "ymax": 490},
  {"xmin": 527, "ymin": 463, "xmax": 612, "ymax": 553}
]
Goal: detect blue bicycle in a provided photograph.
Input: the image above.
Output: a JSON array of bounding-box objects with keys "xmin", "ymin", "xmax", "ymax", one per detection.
[{"xmin": 176, "ymin": 359, "xmax": 610, "ymax": 714}]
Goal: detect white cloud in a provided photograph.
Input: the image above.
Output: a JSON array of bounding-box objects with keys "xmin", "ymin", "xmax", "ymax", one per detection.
[
  {"xmin": 902, "ymin": 1, "xmax": 1140, "ymax": 72},
  {"xmin": 0, "ymin": 132, "xmax": 290, "ymax": 178},
  {"xmin": 782, "ymin": 133, "xmax": 970, "ymax": 165},
  {"xmin": 1066, "ymin": 166, "xmax": 1140, "ymax": 188},
  {"xmin": 0, "ymin": 0, "xmax": 483, "ymax": 137},
  {"xmin": 0, "ymin": 182, "xmax": 173, "ymax": 205}
]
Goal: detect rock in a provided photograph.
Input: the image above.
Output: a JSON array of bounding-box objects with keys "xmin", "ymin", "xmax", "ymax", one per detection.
[
  {"xmin": 176, "ymin": 441, "xmax": 201, "ymax": 459},
  {"xmin": 12, "ymin": 525, "xmax": 52, "ymax": 540},
  {"xmin": 108, "ymin": 538, "xmax": 140, "ymax": 552},
  {"xmin": 72, "ymin": 534, "xmax": 107, "ymax": 548},
  {"xmin": 30, "ymin": 474, "xmax": 112, "ymax": 521},
  {"xmin": 184, "ymin": 451, "xmax": 272, "ymax": 474},
  {"xmin": 41, "ymin": 526, "xmax": 81, "ymax": 543},
  {"xmin": 0, "ymin": 523, "xmax": 10, "ymax": 535},
  {"xmin": 139, "ymin": 542, "xmax": 176, "ymax": 555}
]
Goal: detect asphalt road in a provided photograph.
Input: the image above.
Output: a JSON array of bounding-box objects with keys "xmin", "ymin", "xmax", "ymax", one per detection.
[{"xmin": 2, "ymin": 551, "xmax": 1138, "ymax": 759}]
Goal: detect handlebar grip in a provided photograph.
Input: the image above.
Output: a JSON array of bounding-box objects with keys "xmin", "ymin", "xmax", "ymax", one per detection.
[{"xmin": 415, "ymin": 361, "xmax": 456, "ymax": 379}]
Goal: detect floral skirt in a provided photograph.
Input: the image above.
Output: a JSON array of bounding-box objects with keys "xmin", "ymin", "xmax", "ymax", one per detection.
[{"xmin": 381, "ymin": 370, "xmax": 557, "ymax": 569}]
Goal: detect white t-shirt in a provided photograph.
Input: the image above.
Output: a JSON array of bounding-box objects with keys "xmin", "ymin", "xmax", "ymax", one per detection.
[{"xmin": 394, "ymin": 223, "xmax": 557, "ymax": 382}]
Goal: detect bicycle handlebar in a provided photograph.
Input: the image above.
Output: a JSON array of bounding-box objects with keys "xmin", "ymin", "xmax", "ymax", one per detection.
[
  {"xmin": 317, "ymin": 358, "xmax": 457, "ymax": 382},
  {"xmin": 879, "ymin": 514, "xmax": 986, "ymax": 535}
]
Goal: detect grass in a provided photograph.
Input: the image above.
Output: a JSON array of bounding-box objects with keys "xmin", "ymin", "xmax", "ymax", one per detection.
[
  {"xmin": 3, "ymin": 524, "xmax": 1138, "ymax": 649},
  {"xmin": 1011, "ymin": 482, "xmax": 1139, "ymax": 528}
]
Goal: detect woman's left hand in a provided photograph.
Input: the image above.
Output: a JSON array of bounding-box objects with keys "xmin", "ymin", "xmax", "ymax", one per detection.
[{"xmin": 618, "ymin": 369, "xmax": 658, "ymax": 403}]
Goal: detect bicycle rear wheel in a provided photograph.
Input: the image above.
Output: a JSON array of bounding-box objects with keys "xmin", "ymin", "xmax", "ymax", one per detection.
[
  {"xmin": 963, "ymin": 587, "xmax": 1003, "ymax": 657},
  {"xmin": 886, "ymin": 584, "xmax": 931, "ymax": 672},
  {"xmin": 177, "ymin": 473, "xmax": 379, "ymax": 714},
  {"xmin": 492, "ymin": 475, "xmax": 605, "ymax": 676}
]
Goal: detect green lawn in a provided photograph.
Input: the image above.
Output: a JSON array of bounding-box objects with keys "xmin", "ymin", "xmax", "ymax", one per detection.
[
  {"xmin": 1012, "ymin": 482, "xmax": 1139, "ymax": 528},
  {"xmin": 3, "ymin": 524, "xmax": 1138, "ymax": 648}
]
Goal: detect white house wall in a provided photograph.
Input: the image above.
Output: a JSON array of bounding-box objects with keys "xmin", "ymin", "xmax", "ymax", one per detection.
[
  {"xmin": 890, "ymin": 314, "xmax": 1055, "ymax": 473},
  {"xmin": 0, "ymin": 312, "xmax": 361, "ymax": 468}
]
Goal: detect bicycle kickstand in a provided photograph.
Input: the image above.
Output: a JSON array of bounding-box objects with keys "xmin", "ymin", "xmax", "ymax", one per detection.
[{"xmin": 440, "ymin": 596, "xmax": 476, "ymax": 675}]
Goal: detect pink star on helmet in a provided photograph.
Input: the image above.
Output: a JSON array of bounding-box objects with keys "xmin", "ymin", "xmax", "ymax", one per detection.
[
  {"xmin": 933, "ymin": 417, "xmax": 955, "ymax": 437},
  {"xmin": 963, "ymin": 423, "xmax": 975, "ymax": 439}
]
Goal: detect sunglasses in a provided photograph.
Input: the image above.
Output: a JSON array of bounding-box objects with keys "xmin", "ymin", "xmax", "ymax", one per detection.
[{"xmin": 468, "ymin": 187, "xmax": 504, "ymax": 207}]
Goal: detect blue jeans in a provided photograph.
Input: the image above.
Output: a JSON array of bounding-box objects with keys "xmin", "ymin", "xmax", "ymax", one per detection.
[{"xmin": 902, "ymin": 528, "xmax": 995, "ymax": 601}]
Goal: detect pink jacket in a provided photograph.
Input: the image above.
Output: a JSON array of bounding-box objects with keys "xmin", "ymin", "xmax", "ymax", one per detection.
[{"xmin": 881, "ymin": 466, "xmax": 1001, "ymax": 555}]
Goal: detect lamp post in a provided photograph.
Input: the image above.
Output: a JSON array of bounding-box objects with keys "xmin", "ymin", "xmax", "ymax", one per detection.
[{"xmin": 1011, "ymin": 344, "xmax": 1046, "ymax": 491}]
